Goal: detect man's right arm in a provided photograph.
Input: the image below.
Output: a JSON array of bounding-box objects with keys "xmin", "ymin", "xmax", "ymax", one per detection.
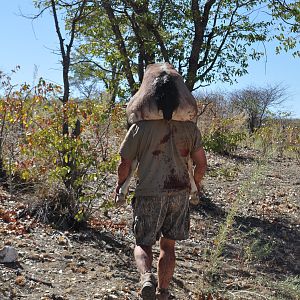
[
  {"xmin": 115, "ymin": 123, "xmax": 139, "ymax": 195},
  {"xmin": 116, "ymin": 156, "xmax": 132, "ymax": 194},
  {"xmin": 191, "ymin": 147, "xmax": 207, "ymax": 191}
]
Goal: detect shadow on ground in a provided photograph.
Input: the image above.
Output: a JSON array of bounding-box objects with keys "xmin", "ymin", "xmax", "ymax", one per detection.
[{"xmin": 191, "ymin": 196, "xmax": 300, "ymax": 276}]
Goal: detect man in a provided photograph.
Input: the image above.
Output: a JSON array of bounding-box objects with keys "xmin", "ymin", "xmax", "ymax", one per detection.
[{"xmin": 116, "ymin": 65, "xmax": 207, "ymax": 300}]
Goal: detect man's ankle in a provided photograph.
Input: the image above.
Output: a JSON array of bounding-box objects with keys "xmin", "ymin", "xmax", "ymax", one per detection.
[
  {"xmin": 157, "ymin": 287, "xmax": 169, "ymax": 293},
  {"xmin": 140, "ymin": 272, "xmax": 156, "ymax": 300},
  {"xmin": 156, "ymin": 287, "xmax": 170, "ymax": 299},
  {"xmin": 140, "ymin": 272, "xmax": 156, "ymax": 283}
]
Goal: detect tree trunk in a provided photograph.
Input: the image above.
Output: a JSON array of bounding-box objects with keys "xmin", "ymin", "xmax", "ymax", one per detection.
[{"xmin": 0, "ymin": 156, "xmax": 7, "ymax": 182}]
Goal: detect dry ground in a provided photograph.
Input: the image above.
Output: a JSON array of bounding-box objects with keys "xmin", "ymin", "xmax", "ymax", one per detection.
[{"xmin": 1, "ymin": 148, "xmax": 299, "ymax": 300}]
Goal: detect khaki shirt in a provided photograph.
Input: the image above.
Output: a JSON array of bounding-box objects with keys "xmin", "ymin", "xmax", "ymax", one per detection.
[{"xmin": 119, "ymin": 120, "xmax": 202, "ymax": 196}]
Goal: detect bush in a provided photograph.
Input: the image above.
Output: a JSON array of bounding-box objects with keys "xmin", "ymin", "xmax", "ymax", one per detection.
[
  {"xmin": 1, "ymin": 78, "xmax": 125, "ymax": 227},
  {"xmin": 202, "ymin": 118, "xmax": 247, "ymax": 155},
  {"xmin": 253, "ymin": 118, "xmax": 300, "ymax": 159}
]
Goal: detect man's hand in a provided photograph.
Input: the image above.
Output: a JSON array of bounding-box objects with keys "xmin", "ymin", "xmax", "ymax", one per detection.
[
  {"xmin": 114, "ymin": 191, "xmax": 126, "ymax": 208},
  {"xmin": 114, "ymin": 182, "xmax": 126, "ymax": 207},
  {"xmin": 114, "ymin": 156, "xmax": 132, "ymax": 207},
  {"xmin": 115, "ymin": 182, "xmax": 122, "ymax": 196}
]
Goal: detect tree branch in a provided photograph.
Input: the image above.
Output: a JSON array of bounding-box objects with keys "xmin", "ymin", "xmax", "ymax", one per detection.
[
  {"xmin": 186, "ymin": 0, "xmax": 216, "ymax": 91},
  {"xmin": 101, "ymin": 0, "xmax": 136, "ymax": 95},
  {"xmin": 122, "ymin": 0, "xmax": 169, "ymax": 62},
  {"xmin": 198, "ymin": 3, "xmax": 240, "ymax": 86}
]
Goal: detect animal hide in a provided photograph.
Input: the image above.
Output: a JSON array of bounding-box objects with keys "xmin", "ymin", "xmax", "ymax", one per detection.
[{"xmin": 126, "ymin": 62, "xmax": 198, "ymax": 124}]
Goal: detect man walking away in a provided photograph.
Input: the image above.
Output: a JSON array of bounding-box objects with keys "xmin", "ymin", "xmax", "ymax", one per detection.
[{"xmin": 116, "ymin": 66, "xmax": 207, "ymax": 300}]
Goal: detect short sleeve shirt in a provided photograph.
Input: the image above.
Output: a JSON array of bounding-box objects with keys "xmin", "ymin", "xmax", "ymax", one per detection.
[{"xmin": 119, "ymin": 120, "xmax": 202, "ymax": 196}]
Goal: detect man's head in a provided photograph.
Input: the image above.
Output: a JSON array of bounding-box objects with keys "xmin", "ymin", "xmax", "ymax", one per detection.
[{"xmin": 126, "ymin": 63, "xmax": 198, "ymax": 124}]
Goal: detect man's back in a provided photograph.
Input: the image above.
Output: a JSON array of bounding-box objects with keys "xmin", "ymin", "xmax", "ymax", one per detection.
[{"xmin": 120, "ymin": 119, "xmax": 202, "ymax": 196}]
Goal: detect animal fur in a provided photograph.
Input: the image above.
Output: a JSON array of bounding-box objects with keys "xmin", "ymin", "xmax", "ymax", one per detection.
[
  {"xmin": 154, "ymin": 71, "xmax": 180, "ymax": 120},
  {"xmin": 126, "ymin": 62, "xmax": 198, "ymax": 124}
]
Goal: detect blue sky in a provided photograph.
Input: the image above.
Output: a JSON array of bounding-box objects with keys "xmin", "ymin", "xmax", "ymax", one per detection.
[{"xmin": 1, "ymin": 0, "xmax": 300, "ymax": 118}]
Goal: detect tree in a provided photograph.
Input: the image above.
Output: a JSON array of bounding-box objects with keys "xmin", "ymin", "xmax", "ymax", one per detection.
[
  {"xmin": 29, "ymin": 1, "xmax": 94, "ymax": 226},
  {"xmin": 33, "ymin": 0, "xmax": 88, "ymax": 134},
  {"xmin": 0, "ymin": 70, "xmax": 14, "ymax": 181},
  {"xmin": 229, "ymin": 84, "xmax": 287, "ymax": 133},
  {"xmin": 70, "ymin": 71, "xmax": 102, "ymax": 100},
  {"xmin": 270, "ymin": 0, "xmax": 300, "ymax": 57},
  {"xmin": 32, "ymin": 1, "xmax": 300, "ymax": 101},
  {"xmin": 71, "ymin": 0, "xmax": 276, "ymax": 100}
]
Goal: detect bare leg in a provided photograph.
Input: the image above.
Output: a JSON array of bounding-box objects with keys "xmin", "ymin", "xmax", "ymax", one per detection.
[
  {"xmin": 134, "ymin": 245, "xmax": 153, "ymax": 274},
  {"xmin": 135, "ymin": 245, "xmax": 156, "ymax": 299},
  {"xmin": 157, "ymin": 237, "xmax": 176, "ymax": 289}
]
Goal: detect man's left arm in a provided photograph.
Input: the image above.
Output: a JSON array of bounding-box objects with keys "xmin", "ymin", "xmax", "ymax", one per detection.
[
  {"xmin": 191, "ymin": 147, "xmax": 207, "ymax": 192},
  {"xmin": 191, "ymin": 125, "xmax": 207, "ymax": 191}
]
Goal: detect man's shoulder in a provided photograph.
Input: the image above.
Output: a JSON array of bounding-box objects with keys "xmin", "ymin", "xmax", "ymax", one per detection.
[
  {"xmin": 132, "ymin": 119, "xmax": 167, "ymax": 128},
  {"xmin": 171, "ymin": 120, "xmax": 199, "ymax": 131},
  {"xmin": 135, "ymin": 120, "xmax": 197, "ymax": 126},
  {"xmin": 172, "ymin": 120, "xmax": 197, "ymax": 126},
  {"xmin": 127, "ymin": 120, "xmax": 161, "ymax": 137}
]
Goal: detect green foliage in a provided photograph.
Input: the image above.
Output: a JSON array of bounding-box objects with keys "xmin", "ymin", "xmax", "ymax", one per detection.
[
  {"xmin": 205, "ymin": 161, "xmax": 266, "ymax": 280},
  {"xmin": 270, "ymin": 1, "xmax": 300, "ymax": 57},
  {"xmin": 68, "ymin": 0, "xmax": 276, "ymax": 96},
  {"xmin": 275, "ymin": 276, "xmax": 300, "ymax": 300},
  {"xmin": 33, "ymin": 1, "xmax": 300, "ymax": 99},
  {"xmin": 202, "ymin": 118, "xmax": 247, "ymax": 155},
  {"xmin": 1, "ymin": 76, "xmax": 125, "ymax": 227},
  {"xmin": 19, "ymin": 98, "xmax": 121, "ymax": 223},
  {"xmin": 244, "ymin": 235, "xmax": 274, "ymax": 262},
  {"xmin": 0, "ymin": 70, "xmax": 59, "ymax": 184},
  {"xmin": 208, "ymin": 165, "xmax": 240, "ymax": 181}
]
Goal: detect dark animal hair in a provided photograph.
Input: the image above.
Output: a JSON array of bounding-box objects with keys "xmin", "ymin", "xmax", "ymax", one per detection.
[{"xmin": 154, "ymin": 72, "xmax": 179, "ymax": 120}]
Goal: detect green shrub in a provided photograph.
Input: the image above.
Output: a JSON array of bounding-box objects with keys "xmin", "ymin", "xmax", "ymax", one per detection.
[
  {"xmin": 202, "ymin": 118, "xmax": 247, "ymax": 155},
  {"xmin": 2, "ymin": 78, "xmax": 124, "ymax": 227}
]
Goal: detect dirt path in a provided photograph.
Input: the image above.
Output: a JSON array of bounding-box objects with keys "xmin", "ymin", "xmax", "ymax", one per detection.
[{"xmin": 1, "ymin": 149, "xmax": 299, "ymax": 299}]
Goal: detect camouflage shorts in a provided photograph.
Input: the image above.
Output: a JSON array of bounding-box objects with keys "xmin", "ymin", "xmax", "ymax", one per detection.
[{"xmin": 131, "ymin": 191, "xmax": 190, "ymax": 246}]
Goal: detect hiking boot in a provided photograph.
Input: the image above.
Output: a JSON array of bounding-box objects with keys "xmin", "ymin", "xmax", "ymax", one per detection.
[
  {"xmin": 156, "ymin": 288, "xmax": 171, "ymax": 300},
  {"xmin": 140, "ymin": 272, "xmax": 156, "ymax": 300}
]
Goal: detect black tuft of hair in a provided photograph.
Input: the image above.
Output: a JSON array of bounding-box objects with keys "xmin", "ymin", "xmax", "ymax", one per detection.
[{"xmin": 154, "ymin": 72, "xmax": 179, "ymax": 120}]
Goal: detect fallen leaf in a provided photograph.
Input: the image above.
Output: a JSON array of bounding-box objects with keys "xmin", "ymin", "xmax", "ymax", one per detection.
[{"xmin": 15, "ymin": 275, "xmax": 26, "ymax": 286}]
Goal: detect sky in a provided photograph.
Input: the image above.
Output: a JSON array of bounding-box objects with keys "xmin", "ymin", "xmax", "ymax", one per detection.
[{"xmin": 1, "ymin": 1, "xmax": 300, "ymax": 118}]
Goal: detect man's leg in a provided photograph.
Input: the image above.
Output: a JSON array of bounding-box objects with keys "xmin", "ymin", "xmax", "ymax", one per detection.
[
  {"xmin": 134, "ymin": 244, "xmax": 153, "ymax": 274},
  {"xmin": 157, "ymin": 237, "xmax": 176, "ymax": 289},
  {"xmin": 134, "ymin": 245, "xmax": 156, "ymax": 300}
]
